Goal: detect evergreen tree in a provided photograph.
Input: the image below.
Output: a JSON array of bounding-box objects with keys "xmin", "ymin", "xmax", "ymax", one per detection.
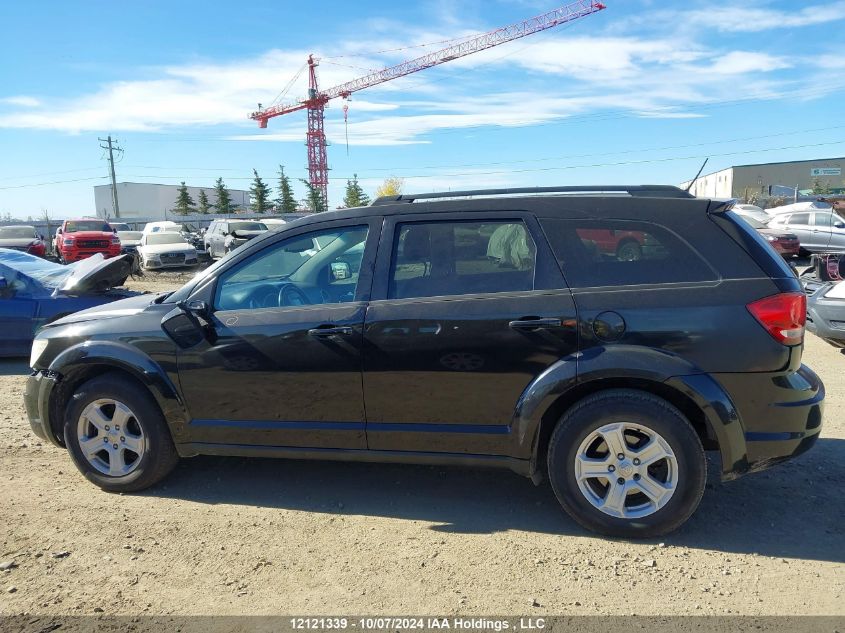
[
  {"xmin": 197, "ymin": 189, "xmax": 211, "ymax": 214},
  {"xmin": 250, "ymin": 169, "xmax": 271, "ymax": 214},
  {"xmin": 275, "ymin": 165, "xmax": 297, "ymax": 213},
  {"xmin": 174, "ymin": 182, "xmax": 195, "ymax": 216},
  {"xmin": 300, "ymin": 179, "xmax": 326, "ymax": 213},
  {"xmin": 214, "ymin": 177, "xmax": 234, "ymax": 214},
  {"xmin": 342, "ymin": 173, "xmax": 371, "ymax": 208}
]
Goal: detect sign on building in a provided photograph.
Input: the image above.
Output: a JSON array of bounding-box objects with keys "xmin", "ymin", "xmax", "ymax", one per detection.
[{"xmin": 810, "ymin": 167, "xmax": 842, "ymax": 177}]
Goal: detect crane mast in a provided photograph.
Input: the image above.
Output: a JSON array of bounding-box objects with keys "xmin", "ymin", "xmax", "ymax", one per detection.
[{"xmin": 250, "ymin": 0, "xmax": 606, "ymax": 208}]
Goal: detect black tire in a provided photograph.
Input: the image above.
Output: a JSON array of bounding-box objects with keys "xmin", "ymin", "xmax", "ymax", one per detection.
[
  {"xmin": 64, "ymin": 375, "xmax": 179, "ymax": 492},
  {"xmin": 615, "ymin": 239, "xmax": 642, "ymax": 262},
  {"xmin": 547, "ymin": 389, "xmax": 706, "ymax": 538}
]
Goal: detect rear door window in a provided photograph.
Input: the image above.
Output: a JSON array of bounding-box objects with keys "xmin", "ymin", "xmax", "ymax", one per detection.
[
  {"xmin": 540, "ymin": 219, "xmax": 717, "ymax": 287},
  {"xmin": 789, "ymin": 213, "xmax": 810, "ymax": 225},
  {"xmin": 388, "ymin": 220, "xmax": 536, "ymax": 299}
]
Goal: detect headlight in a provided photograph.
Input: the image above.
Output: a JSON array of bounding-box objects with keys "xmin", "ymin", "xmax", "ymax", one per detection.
[{"xmin": 30, "ymin": 339, "xmax": 48, "ymax": 368}]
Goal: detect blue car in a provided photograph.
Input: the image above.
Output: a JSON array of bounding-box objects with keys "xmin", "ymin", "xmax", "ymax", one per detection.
[{"xmin": 0, "ymin": 248, "xmax": 136, "ymax": 357}]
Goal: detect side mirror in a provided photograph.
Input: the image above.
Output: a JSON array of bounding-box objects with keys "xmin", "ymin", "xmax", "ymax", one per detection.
[
  {"xmin": 834, "ymin": 221, "xmax": 845, "ymax": 229},
  {"xmin": 162, "ymin": 301, "xmax": 214, "ymax": 348},
  {"xmin": 57, "ymin": 228, "xmax": 63, "ymax": 235},
  {"xmin": 330, "ymin": 261, "xmax": 352, "ymax": 281},
  {"xmin": 0, "ymin": 277, "xmax": 12, "ymax": 299}
]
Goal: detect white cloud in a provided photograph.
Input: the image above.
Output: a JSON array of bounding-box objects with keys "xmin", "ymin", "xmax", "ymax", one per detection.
[
  {"xmin": 707, "ymin": 51, "xmax": 791, "ymax": 74},
  {"xmin": 0, "ymin": 96, "xmax": 41, "ymax": 107},
  {"xmin": 686, "ymin": 1, "xmax": 845, "ymax": 32}
]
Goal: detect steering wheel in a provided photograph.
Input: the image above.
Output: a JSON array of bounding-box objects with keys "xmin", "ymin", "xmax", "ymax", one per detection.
[
  {"xmin": 246, "ymin": 284, "xmax": 279, "ymax": 309},
  {"xmin": 277, "ymin": 283, "xmax": 311, "ymax": 307}
]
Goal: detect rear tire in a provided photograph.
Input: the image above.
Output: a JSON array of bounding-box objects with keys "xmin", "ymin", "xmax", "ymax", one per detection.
[
  {"xmin": 547, "ymin": 389, "xmax": 706, "ymax": 538},
  {"xmin": 64, "ymin": 375, "xmax": 179, "ymax": 492},
  {"xmin": 616, "ymin": 240, "xmax": 642, "ymax": 262}
]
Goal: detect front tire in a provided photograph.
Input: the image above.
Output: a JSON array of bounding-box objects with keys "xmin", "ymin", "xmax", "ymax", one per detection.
[
  {"xmin": 547, "ymin": 389, "xmax": 706, "ymax": 538},
  {"xmin": 64, "ymin": 375, "xmax": 179, "ymax": 492}
]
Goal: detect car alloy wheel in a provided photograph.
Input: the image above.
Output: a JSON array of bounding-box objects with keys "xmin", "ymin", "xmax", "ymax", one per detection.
[
  {"xmin": 573, "ymin": 422, "xmax": 678, "ymax": 519},
  {"xmin": 76, "ymin": 399, "xmax": 146, "ymax": 477}
]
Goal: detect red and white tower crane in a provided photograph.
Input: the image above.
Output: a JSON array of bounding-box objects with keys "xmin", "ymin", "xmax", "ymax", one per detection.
[{"xmin": 249, "ymin": 0, "xmax": 606, "ymax": 208}]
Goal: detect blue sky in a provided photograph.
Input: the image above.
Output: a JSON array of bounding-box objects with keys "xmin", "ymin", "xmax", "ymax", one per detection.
[{"xmin": 1, "ymin": 0, "xmax": 844, "ymax": 218}]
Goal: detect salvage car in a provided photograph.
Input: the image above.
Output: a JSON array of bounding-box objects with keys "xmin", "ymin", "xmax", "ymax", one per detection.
[
  {"xmin": 804, "ymin": 279, "xmax": 845, "ymax": 350},
  {"xmin": 741, "ymin": 216, "xmax": 800, "ymax": 258},
  {"xmin": 768, "ymin": 209, "xmax": 845, "ymax": 254},
  {"xmin": 0, "ymin": 248, "xmax": 134, "ymax": 356},
  {"xmin": 0, "ymin": 225, "xmax": 46, "ymax": 257},
  {"xmin": 204, "ymin": 220, "xmax": 268, "ymax": 258},
  {"xmin": 137, "ymin": 232, "xmax": 199, "ymax": 270},
  {"xmin": 24, "ymin": 186, "xmax": 824, "ymax": 538},
  {"xmin": 55, "ymin": 218, "xmax": 122, "ymax": 263}
]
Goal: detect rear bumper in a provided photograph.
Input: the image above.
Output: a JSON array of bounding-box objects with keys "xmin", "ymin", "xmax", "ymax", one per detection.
[
  {"xmin": 23, "ymin": 370, "xmax": 62, "ymax": 447},
  {"xmin": 713, "ymin": 363, "xmax": 824, "ymax": 474}
]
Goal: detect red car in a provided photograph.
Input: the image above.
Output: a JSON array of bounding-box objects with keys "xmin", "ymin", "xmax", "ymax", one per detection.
[
  {"xmin": 576, "ymin": 228, "xmax": 648, "ymax": 260},
  {"xmin": 0, "ymin": 225, "xmax": 46, "ymax": 257},
  {"xmin": 743, "ymin": 217, "xmax": 800, "ymax": 258},
  {"xmin": 56, "ymin": 219, "xmax": 121, "ymax": 263}
]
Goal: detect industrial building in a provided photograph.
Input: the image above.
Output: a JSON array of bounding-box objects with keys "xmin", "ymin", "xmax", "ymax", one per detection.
[
  {"xmin": 93, "ymin": 182, "xmax": 250, "ymax": 221},
  {"xmin": 680, "ymin": 157, "xmax": 844, "ymax": 200}
]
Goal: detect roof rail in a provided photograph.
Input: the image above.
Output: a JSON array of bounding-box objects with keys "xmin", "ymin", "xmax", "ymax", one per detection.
[{"xmin": 371, "ymin": 185, "xmax": 695, "ymax": 206}]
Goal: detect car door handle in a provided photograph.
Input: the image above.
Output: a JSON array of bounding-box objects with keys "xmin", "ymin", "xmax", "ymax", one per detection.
[
  {"xmin": 308, "ymin": 325, "xmax": 354, "ymax": 337},
  {"xmin": 509, "ymin": 317, "xmax": 562, "ymax": 330}
]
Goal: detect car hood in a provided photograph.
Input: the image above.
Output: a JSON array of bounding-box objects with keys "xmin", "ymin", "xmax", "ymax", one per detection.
[
  {"xmin": 49, "ymin": 292, "xmax": 155, "ymax": 326},
  {"xmin": 140, "ymin": 243, "xmax": 197, "ymax": 255},
  {"xmin": 0, "ymin": 237, "xmax": 37, "ymax": 247},
  {"xmin": 757, "ymin": 228, "xmax": 798, "ymax": 239},
  {"xmin": 65, "ymin": 231, "xmax": 115, "ymax": 239},
  {"xmin": 56, "ymin": 253, "xmax": 133, "ymax": 296}
]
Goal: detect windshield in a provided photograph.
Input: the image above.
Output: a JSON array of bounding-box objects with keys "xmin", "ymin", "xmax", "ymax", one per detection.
[
  {"xmin": 0, "ymin": 226, "xmax": 37, "ymax": 239},
  {"xmin": 65, "ymin": 220, "xmax": 111, "ymax": 233},
  {"xmin": 230, "ymin": 222, "xmax": 267, "ymax": 232},
  {"xmin": 118, "ymin": 231, "xmax": 143, "ymax": 240},
  {"xmin": 110, "ymin": 223, "xmax": 131, "ymax": 231},
  {"xmin": 146, "ymin": 233, "xmax": 187, "ymax": 245}
]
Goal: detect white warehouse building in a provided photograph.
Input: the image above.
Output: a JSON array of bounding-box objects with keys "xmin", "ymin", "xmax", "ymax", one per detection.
[{"xmin": 93, "ymin": 182, "xmax": 250, "ymax": 221}]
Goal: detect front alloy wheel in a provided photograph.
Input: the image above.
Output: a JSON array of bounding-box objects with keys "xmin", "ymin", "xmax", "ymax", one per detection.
[
  {"xmin": 64, "ymin": 375, "xmax": 179, "ymax": 492},
  {"xmin": 76, "ymin": 399, "xmax": 146, "ymax": 477}
]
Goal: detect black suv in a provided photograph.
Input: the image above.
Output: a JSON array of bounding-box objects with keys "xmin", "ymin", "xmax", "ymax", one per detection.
[{"xmin": 24, "ymin": 186, "xmax": 824, "ymax": 537}]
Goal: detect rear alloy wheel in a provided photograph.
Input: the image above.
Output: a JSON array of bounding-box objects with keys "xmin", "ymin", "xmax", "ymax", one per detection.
[
  {"xmin": 64, "ymin": 375, "xmax": 179, "ymax": 492},
  {"xmin": 616, "ymin": 240, "xmax": 642, "ymax": 262},
  {"xmin": 548, "ymin": 389, "xmax": 706, "ymax": 538}
]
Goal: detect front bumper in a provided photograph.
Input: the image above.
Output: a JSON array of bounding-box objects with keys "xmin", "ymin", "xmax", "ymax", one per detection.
[
  {"xmin": 24, "ymin": 370, "xmax": 62, "ymax": 447},
  {"xmin": 143, "ymin": 256, "xmax": 199, "ymax": 269},
  {"xmin": 806, "ymin": 291, "xmax": 845, "ymax": 348},
  {"xmin": 713, "ymin": 363, "xmax": 824, "ymax": 474},
  {"xmin": 61, "ymin": 249, "xmax": 121, "ymax": 262}
]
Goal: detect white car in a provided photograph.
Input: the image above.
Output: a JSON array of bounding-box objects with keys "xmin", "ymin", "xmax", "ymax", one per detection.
[
  {"xmin": 767, "ymin": 200, "xmax": 833, "ymax": 217},
  {"xmin": 138, "ymin": 232, "xmax": 198, "ymax": 270},
  {"xmin": 142, "ymin": 220, "xmax": 183, "ymax": 236}
]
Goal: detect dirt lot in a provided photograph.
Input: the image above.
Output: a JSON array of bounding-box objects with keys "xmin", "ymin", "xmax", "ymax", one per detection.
[{"xmin": 0, "ymin": 271, "xmax": 842, "ymax": 617}]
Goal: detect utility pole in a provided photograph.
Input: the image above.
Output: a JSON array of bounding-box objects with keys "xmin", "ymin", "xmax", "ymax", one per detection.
[{"xmin": 99, "ymin": 135, "xmax": 122, "ymax": 218}]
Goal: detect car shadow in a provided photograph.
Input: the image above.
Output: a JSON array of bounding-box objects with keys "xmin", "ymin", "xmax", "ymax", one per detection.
[
  {"xmin": 0, "ymin": 358, "xmax": 30, "ymax": 376},
  {"xmin": 148, "ymin": 437, "xmax": 844, "ymax": 564}
]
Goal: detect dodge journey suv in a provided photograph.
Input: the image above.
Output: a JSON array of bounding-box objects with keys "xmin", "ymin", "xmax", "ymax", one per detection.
[{"xmin": 24, "ymin": 186, "xmax": 824, "ymax": 537}]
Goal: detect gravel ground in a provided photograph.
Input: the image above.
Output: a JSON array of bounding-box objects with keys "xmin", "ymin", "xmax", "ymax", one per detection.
[{"xmin": 0, "ymin": 271, "xmax": 842, "ymax": 617}]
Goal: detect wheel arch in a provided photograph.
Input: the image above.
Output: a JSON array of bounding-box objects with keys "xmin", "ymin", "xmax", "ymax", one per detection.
[
  {"xmin": 513, "ymin": 348, "xmax": 748, "ymax": 482},
  {"xmin": 46, "ymin": 342, "xmax": 188, "ymax": 447}
]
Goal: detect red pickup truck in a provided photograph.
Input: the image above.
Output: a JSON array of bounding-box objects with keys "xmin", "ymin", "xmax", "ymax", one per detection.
[{"xmin": 55, "ymin": 218, "xmax": 122, "ymax": 263}]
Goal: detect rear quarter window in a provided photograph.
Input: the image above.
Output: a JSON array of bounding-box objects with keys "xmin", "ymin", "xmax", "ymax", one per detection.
[{"xmin": 540, "ymin": 219, "xmax": 718, "ymax": 287}]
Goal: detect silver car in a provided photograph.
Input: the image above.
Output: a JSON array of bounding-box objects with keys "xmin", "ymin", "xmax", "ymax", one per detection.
[{"xmin": 768, "ymin": 210, "xmax": 845, "ymax": 253}]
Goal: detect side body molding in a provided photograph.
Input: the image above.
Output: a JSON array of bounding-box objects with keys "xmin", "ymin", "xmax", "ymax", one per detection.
[
  {"xmin": 47, "ymin": 341, "xmax": 191, "ymax": 444},
  {"xmin": 512, "ymin": 345, "xmax": 748, "ymax": 480}
]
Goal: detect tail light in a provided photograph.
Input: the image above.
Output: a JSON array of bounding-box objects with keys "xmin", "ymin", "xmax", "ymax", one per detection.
[{"xmin": 746, "ymin": 292, "xmax": 806, "ymax": 346}]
